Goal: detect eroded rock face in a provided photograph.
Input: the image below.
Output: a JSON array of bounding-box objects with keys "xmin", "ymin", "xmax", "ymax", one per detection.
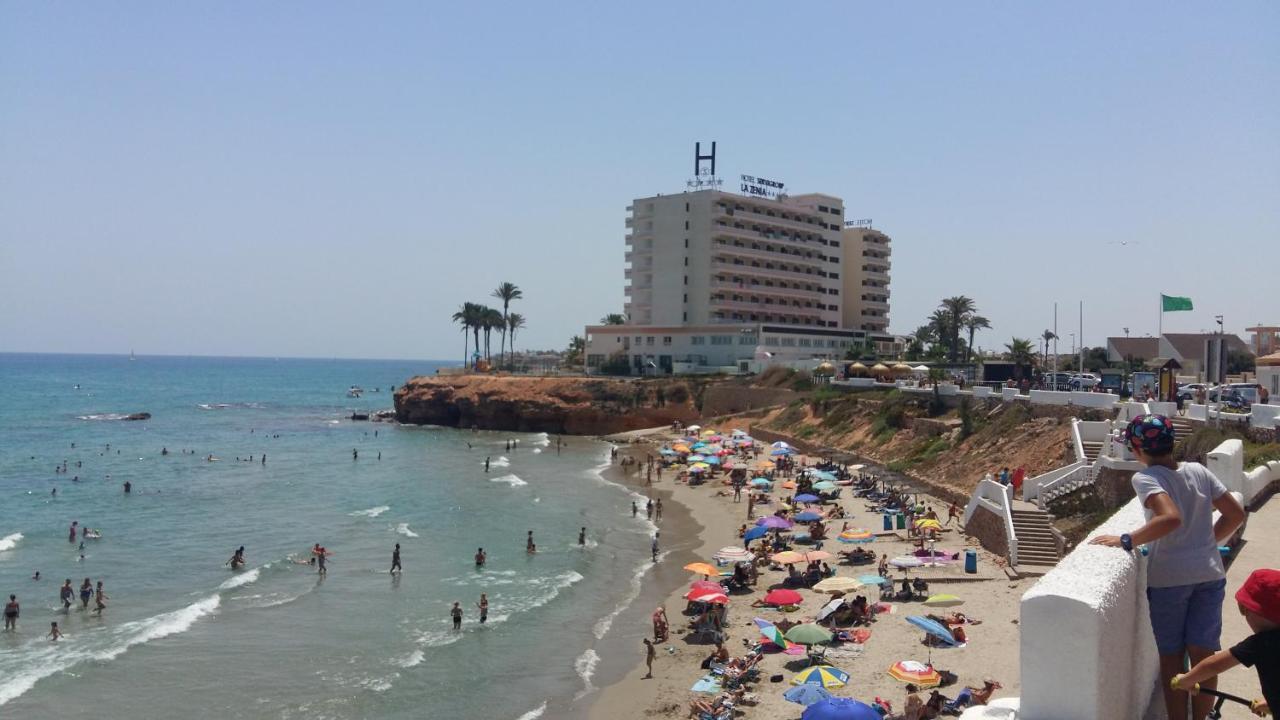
[{"xmin": 393, "ymin": 375, "xmax": 700, "ymax": 435}]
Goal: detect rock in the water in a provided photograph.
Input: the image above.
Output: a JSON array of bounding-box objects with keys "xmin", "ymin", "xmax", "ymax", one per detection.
[{"xmin": 123, "ymin": 412, "xmax": 151, "ymax": 421}]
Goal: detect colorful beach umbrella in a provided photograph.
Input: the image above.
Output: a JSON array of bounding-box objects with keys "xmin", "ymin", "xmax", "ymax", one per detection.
[
  {"xmin": 689, "ymin": 580, "xmax": 721, "ymax": 593},
  {"xmin": 783, "ymin": 684, "xmax": 833, "ymax": 706},
  {"xmin": 906, "ymin": 615, "xmax": 959, "ymax": 646},
  {"xmin": 785, "ymin": 623, "xmax": 834, "ymax": 646},
  {"xmin": 659, "ymin": 448, "xmax": 677, "ymax": 455},
  {"xmin": 923, "ymin": 594, "xmax": 964, "ymax": 608},
  {"xmin": 687, "ymin": 454, "xmax": 707, "ymax": 462},
  {"xmin": 837, "ymin": 529, "xmax": 874, "ymax": 544},
  {"xmin": 790, "ymin": 664, "xmax": 847, "ymax": 688},
  {"xmin": 915, "ymin": 519, "xmax": 943, "ymax": 531},
  {"xmin": 812, "ymin": 576, "xmax": 862, "ymax": 594},
  {"xmin": 703, "ymin": 456, "xmax": 721, "ymax": 465},
  {"xmin": 771, "ymin": 447, "xmax": 795, "ymax": 456},
  {"xmin": 781, "ymin": 480, "xmax": 798, "ymax": 490},
  {"xmin": 771, "ymin": 441, "xmax": 792, "ymax": 449},
  {"xmin": 888, "ymin": 660, "xmax": 941, "ymax": 688},
  {"xmin": 684, "ymin": 562, "xmax": 719, "ymax": 577},
  {"xmin": 800, "ymin": 697, "xmax": 880, "ymax": 720},
  {"xmin": 750, "ymin": 477, "xmax": 772, "ymax": 487},
  {"xmin": 771, "ymin": 550, "xmax": 807, "ymax": 565},
  {"xmin": 743, "ymin": 526, "xmax": 769, "ymax": 541},
  {"xmin": 762, "ymin": 588, "xmax": 803, "ymax": 606},
  {"xmin": 713, "ymin": 546, "xmax": 753, "ymax": 562},
  {"xmin": 688, "ymin": 590, "xmax": 730, "ymax": 605},
  {"xmin": 754, "ymin": 617, "xmax": 790, "ymax": 649},
  {"xmin": 794, "ymin": 494, "xmax": 821, "ymax": 503}
]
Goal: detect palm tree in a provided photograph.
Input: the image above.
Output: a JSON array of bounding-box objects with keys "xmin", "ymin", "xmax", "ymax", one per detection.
[
  {"xmin": 927, "ymin": 309, "xmax": 951, "ymax": 358},
  {"xmin": 600, "ymin": 313, "xmax": 625, "ymax": 325},
  {"xmin": 1006, "ymin": 338, "xmax": 1036, "ymax": 381},
  {"xmin": 481, "ymin": 307, "xmax": 503, "ymax": 364},
  {"xmin": 941, "ymin": 296, "xmax": 976, "ymax": 361},
  {"xmin": 565, "ymin": 335, "xmax": 585, "ymax": 368},
  {"xmin": 964, "ymin": 315, "xmax": 991, "ymax": 363},
  {"xmin": 491, "ymin": 282, "xmax": 523, "ymax": 367},
  {"xmin": 1041, "ymin": 329, "xmax": 1058, "ymax": 365},
  {"xmin": 507, "ymin": 313, "xmax": 526, "ymax": 364},
  {"xmin": 451, "ymin": 303, "xmax": 473, "ymax": 367}
]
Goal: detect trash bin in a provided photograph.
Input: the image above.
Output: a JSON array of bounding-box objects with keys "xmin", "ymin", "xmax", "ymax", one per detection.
[
  {"xmin": 883, "ymin": 513, "xmax": 892, "ymax": 531},
  {"xmin": 964, "ymin": 549, "xmax": 978, "ymax": 574},
  {"xmin": 895, "ymin": 513, "xmax": 906, "ymax": 530}
]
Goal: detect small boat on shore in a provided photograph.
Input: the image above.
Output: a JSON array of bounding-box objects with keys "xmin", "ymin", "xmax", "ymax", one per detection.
[{"xmin": 347, "ymin": 386, "xmax": 363, "ymax": 398}]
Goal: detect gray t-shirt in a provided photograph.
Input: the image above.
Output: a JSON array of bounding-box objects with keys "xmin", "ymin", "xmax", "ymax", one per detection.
[{"xmin": 1131, "ymin": 462, "xmax": 1228, "ymax": 588}]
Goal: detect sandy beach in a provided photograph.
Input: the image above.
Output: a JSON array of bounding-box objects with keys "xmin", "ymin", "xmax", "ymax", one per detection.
[{"xmin": 586, "ymin": 422, "xmax": 1029, "ymax": 720}]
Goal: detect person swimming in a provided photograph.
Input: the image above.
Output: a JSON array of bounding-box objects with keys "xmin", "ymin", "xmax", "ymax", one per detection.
[{"xmin": 228, "ymin": 546, "xmax": 246, "ymax": 569}]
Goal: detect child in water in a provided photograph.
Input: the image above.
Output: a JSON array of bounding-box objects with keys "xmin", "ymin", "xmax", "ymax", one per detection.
[{"xmin": 48, "ymin": 622, "xmax": 63, "ymax": 641}]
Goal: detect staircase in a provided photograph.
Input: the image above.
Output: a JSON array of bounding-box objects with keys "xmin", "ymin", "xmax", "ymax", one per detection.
[
  {"xmin": 1038, "ymin": 464, "xmax": 1094, "ymax": 507},
  {"xmin": 1170, "ymin": 416, "xmax": 1195, "ymax": 451},
  {"xmin": 1080, "ymin": 439, "xmax": 1107, "ymax": 462},
  {"xmin": 1012, "ymin": 507, "xmax": 1062, "ymax": 569}
]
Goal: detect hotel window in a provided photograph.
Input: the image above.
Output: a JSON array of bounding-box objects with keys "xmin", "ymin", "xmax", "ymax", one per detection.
[
  {"xmin": 684, "ymin": 257, "xmax": 688, "ymax": 266},
  {"xmin": 683, "ymin": 294, "xmax": 688, "ymax": 303},
  {"xmin": 739, "ymin": 334, "xmax": 757, "ymax": 345},
  {"xmin": 829, "ymin": 272, "xmax": 839, "ymax": 280},
  {"xmin": 684, "ymin": 275, "xmax": 688, "ymax": 284},
  {"xmin": 634, "ymin": 336, "xmax": 642, "ymax": 344},
  {"xmin": 685, "ymin": 202, "xmax": 690, "ymax": 211},
  {"xmin": 646, "ymin": 337, "xmax": 654, "ymax": 346},
  {"xmin": 765, "ymin": 338, "xmax": 780, "ymax": 347},
  {"xmin": 781, "ymin": 338, "xmax": 796, "ymax": 347},
  {"xmin": 685, "ymin": 221, "xmax": 689, "ymax": 230},
  {"xmin": 711, "ymin": 335, "xmax": 734, "ymax": 345},
  {"xmin": 691, "ymin": 336, "xmax": 705, "ymax": 345},
  {"xmin": 662, "ymin": 336, "xmax": 672, "ymax": 346},
  {"xmin": 798, "ymin": 338, "xmax": 812, "ymax": 347}
]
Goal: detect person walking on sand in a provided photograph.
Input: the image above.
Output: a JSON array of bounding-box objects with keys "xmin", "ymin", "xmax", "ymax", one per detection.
[
  {"xmin": 643, "ymin": 638, "xmax": 656, "ymax": 679},
  {"xmin": 946, "ymin": 502, "xmax": 960, "ymax": 527},
  {"xmin": 652, "ymin": 606, "xmax": 669, "ymax": 642},
  {"xmin": 4, "ymin": 594, "xmax": 17, "ymax": 631},
  {"xmin": 451, "ymin": 601, "xmax": 463, "ymax": 631},
  {"xmin": 79, "ymin": 578, "xmax": 93, "ymax": 609},
  {"xmin": 390, "ymin": 543, "xmax": 401, "ymax": 575},
  {"xmin": 60, "ymin": 579, "xmax": 74, "ymax": 610},
  {"xmin": 477, "ymin": 593, "xmax": 489, "ymax": 624}
]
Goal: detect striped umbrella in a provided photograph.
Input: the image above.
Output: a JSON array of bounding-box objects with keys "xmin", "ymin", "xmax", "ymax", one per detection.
[
  {"xmin": 837, "ymin": 529, "xmax": 875, "ymax": 544},
  {"xmin": 754, "ymin": 617, "xmax": 790, "ymax": 649},
  {"xmin": 812, "ymin": 576, "xmax": 863, "ymax": 594},
  {"xmin": 713, "ymin": 546, "xmax": 753, "ymax": 562},
  {"xmin": 791, "ymin": 664, "xmax": 849, "ymax": 688},
  {"xmin": 687, "ymin": 589, "xmax": 729, "ymax": 605},
  {"xmin": 771, "ymin": 550, "xmax": 807, "ymax": 565},
  {"xmin": 888, "ymin": 660, "xmax": 941, "ymax": 688}
]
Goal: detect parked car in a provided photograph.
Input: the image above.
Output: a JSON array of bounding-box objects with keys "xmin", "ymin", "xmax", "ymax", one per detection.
[
  {"xmin": 1177, "ymin": 383, "xmax": 1207, "ymax": 402},
  {"xmin": 1043, "ymin": 372, "xmax": 1075, "ymax": 391},
  {"xmin": 1069, "ymin": 373, "xmax": 1101, "ymax": 390},
  {"xmin": 1207, "ymin": 386, "xmax": 1251, "ymax": 409}
]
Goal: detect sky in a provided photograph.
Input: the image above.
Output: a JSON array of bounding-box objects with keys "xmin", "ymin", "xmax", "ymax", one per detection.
[{"xmin": 1, "ymin": 2, "xmax": 1276, "ymax": 360}]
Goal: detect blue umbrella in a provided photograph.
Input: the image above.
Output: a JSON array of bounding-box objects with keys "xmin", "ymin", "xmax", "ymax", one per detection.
[
  {"xmin": 906, "ymin": 615, "xmax": 959, "ymax": 646},
  {"xmin": 744, "ymin": 526, "xmax": 769, "ymax": 541},
  {"xmin": 795, "ymin": 494, "xmax": 820, "ymax": 503},
  {"xmin": 784, "ymin": 684, "xmax": 833, "ymax": 706},
  {"xmin": 771, "ymin": 448, "xmax": 794, "ymax": 456},
  {"xmin": 796, "ymin": 511, "xmax": 823, "ymax": 522},
  {"xmin": 857, "ymin": 574, "xmax": 888, "ymax": 586},
  {"xmin": 810, "ymin": 470, "xmax": 837, "ymax": 481},
  {"xmin": 703, "ymin": 456, "xmax": 721, "ymax": 465},
  {"xmin": 751, "ymin": 478, "xmax": 773, "ymax": 487},
  {"xmin": 801, "ymin": 697, "xmax": 881, "ymax": 720},
  {"xmin": 659, "ymin": 448, "xmax": 677, "ymax": 455}
]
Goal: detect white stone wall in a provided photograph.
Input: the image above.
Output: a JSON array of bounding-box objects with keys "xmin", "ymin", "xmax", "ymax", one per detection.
[{"xmin": 1020, "ymin": 498, "xmax": 1159, "ymax": 720}]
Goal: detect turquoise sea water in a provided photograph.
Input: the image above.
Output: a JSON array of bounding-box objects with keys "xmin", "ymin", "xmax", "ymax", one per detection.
[{"xmin": 0, "ymin": 354, "xmax": 656, "ymax": 719}]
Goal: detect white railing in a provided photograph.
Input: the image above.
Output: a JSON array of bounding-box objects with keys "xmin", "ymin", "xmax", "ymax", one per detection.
[
  {"xmin": 1039, "ymin": 464, "xmax": 1095, "ymax": 507},
  {"xmin": 1070, "ymin": 419, "xmax": 1086, "ymax": 464},
  {"xmin": 1023, "ymin": 460, "xmax": 1089, "ymax": 504},
  {"xmin": 963, "ymin": 478, "xmax": 1019, "ymax": 566}
]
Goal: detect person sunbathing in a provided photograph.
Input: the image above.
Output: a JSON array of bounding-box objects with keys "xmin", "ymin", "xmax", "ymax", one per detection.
[{"xmin": 969, "ymin": 678, "xmax": 1002, "ymax": 705}]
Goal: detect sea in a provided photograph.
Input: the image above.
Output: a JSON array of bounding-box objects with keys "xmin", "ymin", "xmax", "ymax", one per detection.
[{"xmin": 0, "ymin": 354, "xmax": 660, "ymax": 720}]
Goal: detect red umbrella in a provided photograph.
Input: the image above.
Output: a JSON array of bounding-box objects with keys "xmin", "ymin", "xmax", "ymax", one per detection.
[
  {"xmin": 763, "ymin": 588, "xmax": 804, "ymax": 606},
  {"xmin": 690, "ymin": 580, "xmax": 722, "ymax": 593}
]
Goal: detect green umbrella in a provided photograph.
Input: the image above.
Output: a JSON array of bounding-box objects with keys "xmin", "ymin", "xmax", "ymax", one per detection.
[
  {"xmin": 784, "ymin": 623, "xmax": 834, "ymax": 646},
  {"xmin": 811, "ymin": 481, "xmax": 837, "ymax": 492}
]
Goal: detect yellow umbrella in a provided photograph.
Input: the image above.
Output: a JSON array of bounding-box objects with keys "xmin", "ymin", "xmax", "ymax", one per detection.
[
  {"xmin": 771, "ymin": 551, "xmax": 807, "ymax": 565},
  {"xmin": 684, "ymin": 562, "xmax": 720, "ymax": 577},
  {"xmin": 892, "ymin": 363, "xmax": 913, "ymax": 374},
  {"xmin": 691, "ymin": 462, "xmax": 711, "ymax": 469},
  {"xmin": 923, "ymin": 594, "xmax": 964, "ymax": 608},
  {"xmin": 870, "ymin": 363, "xmax": 890, "ymax": 374},
  {"xmin": 849, "ymin": 362, "xmax": 868, "ymax": 375},
  {"xmin": 915, "ymin": 519, "xmax": 943, "ymax": 531},
  {"xmin": 702, "ymin": 429, "xmax": 717, "ymax": 436},
  {"xmin": 813, "ymin": 576, "xmax": 863, "ymax": 594}
]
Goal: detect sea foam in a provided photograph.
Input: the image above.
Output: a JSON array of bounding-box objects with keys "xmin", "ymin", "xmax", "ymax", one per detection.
[
  {"xmin": 218, "ymin": 566, "xmax": 262, "ymax": 590},
  {"xmin": 572, "ymin": 648, "xmax": 600, "ymax": 699},
  {"xmin": 350, "ymin": 505, "xmax": 390, "ymax": 518},
  {"xmin": 489, "ymin": 474, "xmax": 527, "ymax": 487},
  {"xmin": 514, "ymin": 701, "xmax": 548, "ymax": 720},
  {"xmin": 395, "ymin": 523, "xmax": 419, "ymax": 538},
  {"xmin": 0, "ymin": 533, "xmax": 23, "ymax": 552}
]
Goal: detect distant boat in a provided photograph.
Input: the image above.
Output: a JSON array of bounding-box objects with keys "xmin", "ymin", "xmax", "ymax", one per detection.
[
  {"xmin": 347, "ymin": 386, "xmax": 363, "ymax": 398},
  {"xmin": 130, "ymin": 350, "xmax": 136, "ymax": 361}
]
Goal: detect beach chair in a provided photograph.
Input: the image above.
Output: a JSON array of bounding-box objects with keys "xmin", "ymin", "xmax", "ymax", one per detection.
[{"xmin": 805, "ymin": 645, "xmax": 828, "ymax": 666}]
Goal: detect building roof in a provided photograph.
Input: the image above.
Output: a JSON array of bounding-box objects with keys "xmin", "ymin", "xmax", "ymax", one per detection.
[
  {"xmin": 1257, "ymin": 352, "xmax": 1280, "ymax": 367},
  {"xmin": 1107, "ymin": 337, "xmax": 1160, "ymax": 359},
  {"xmin": 1163, "ymin": 333, "xmax": 1252, "ymax": 360}
]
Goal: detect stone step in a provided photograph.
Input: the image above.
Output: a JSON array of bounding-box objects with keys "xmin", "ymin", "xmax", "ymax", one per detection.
[{"xmin": 1018, "ymin": 550, "xmax": 1061, "ymax": 563}]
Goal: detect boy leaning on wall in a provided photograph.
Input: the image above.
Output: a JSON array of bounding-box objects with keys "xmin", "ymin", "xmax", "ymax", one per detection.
[
  {"xmin": 1173, "ymin": 568, "xmax": 1280, "ymax": 717},
  {"xmin": 1091, "ymin": 414, "xmax": 1247, "ymax": 720}
]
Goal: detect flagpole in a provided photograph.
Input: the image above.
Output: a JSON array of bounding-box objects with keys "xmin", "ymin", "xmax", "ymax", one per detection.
[{"xmin": 1158, "ymin": 294, "xmax": 1162, "ymax": 338}]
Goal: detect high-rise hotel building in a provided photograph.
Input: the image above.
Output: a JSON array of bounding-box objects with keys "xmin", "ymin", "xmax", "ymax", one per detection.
[{"xmin": 585, "ymin": 188, "xmax": 895, "ymax": 374}]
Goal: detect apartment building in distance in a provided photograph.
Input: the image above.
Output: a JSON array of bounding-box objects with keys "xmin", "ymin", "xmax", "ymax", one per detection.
[{"xmin": 585, "ymin": 187, "xmax": 895, "ymax": 374}]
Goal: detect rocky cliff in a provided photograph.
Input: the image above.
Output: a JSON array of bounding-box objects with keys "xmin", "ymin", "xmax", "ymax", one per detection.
[{"xmin": 393, "ymin": 375, "xmax": 704, "ymax": 434}]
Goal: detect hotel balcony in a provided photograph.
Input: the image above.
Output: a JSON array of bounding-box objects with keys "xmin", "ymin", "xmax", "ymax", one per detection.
[
  {"xmin": 711, "ymin": 240, "xmax": 826, "ymax": 272},
  {"xmin": 861, "ymin": 299, "xmax": 890, "ymax": 312},
  {"xmin": 712, "ymin": 218, "xmax": 828, "ymax": 250},
  {"xmin": 711, "ymin": 257, "xmax": 829, "ymax": 284},
  {"xmin": 709, "ymin": 294, "xmax": 825, "ymax": 318},
  {"xmin": 714, "ymin": 202, "xmax": 834, "ymax": 236},
  {"xmin": 710, "ymin": 279, "xmax": 824, "ymax": 301}
]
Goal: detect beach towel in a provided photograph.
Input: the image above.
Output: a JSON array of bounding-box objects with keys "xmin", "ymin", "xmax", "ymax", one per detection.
[{"xmin": 690, "ymin": 675, "xmax": 722, "ymax": 693}]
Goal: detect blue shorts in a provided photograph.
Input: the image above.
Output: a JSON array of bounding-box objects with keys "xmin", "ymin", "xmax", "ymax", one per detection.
[{"xmin": 1146, "ymin": 578, "xmax": 1226, "ymax": 655}]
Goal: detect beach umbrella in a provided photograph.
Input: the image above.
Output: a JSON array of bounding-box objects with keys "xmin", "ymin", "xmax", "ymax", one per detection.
[
  {"xmin": 772, "ymin": 441, "xmax": 792, "ymax": 449},
  {"xmin": 672, "ymin": 444, "xmax": 691, "ymax": 453},
  {"xmin": 753, "ymin": 459, "xmax": 775, "ymax": 469},
  {"xmin": 686, "ymin": 425, "xmax": 701, "ymax": 432},
  {"xmin": 810, "ymin": 470, "xmax": 837, "ymax": 481},
  {"xmin": 684, "ymin": 562, "xmax": 719, "ymax": 577},
  {"xmin": 848, "ymin": 362, "xmax": 868, "ymax": 376},
  {"xmin": 893, "ymin": 363, "xmax": 913, "ymax": 374},
  {"xmin": 801, "ymin": 697, "xmax": 880, "ymax": 720},
  {"xmin": 912, "ymin": 365, "xmax": 930, "ymax": 373},
  {"xmin": 889, "ymin": 555, "xmax": 925, "ymax": 568},
  {"xmin": 790, "ymin": 664, "xmax": 846, "ymax": 687},
  {"xmin": 813, "ymin": 576, "xmax": 862, "ymax": 594},
  {"xmin": 750, "ymin": 477, "xmax": 773, "ymax": 487},
  {"xmin": 756, "ymin": 516, "xmax": 793, "ymax": 529},
  {"xmin": 754, "ymin": 617, "xmax": 791, "ymax": 649},
  {"xmin": 784, "ymin": 684, "xmax": 833, "ymax": 706},
  {"xmin": 743, "ymin": 526, "xmax": 769, "ymax": 542},
  {"xmin": 688, "ymin": 590, "xmax": 730, "ymax": 605},
  {"xmin": 888, "ymin": 660, "xmax": 941, "ymax": 688},
  {"xmin": 687, "ymin": 466, "xmax": 707, "ymax": 474},
  {"xmin": 923, "ymin": 594, "xmax": 964, "ymax": 608},
  {"xmin": 771, "ymin": 550, "xmax": 807, "ymax": 565},
  {"xmin": 659, "ymin": 448, "xmax": 677, "ymax": 455},
  {"xmin": 837, "ymin": 529, "xmax": 874, "ymax": 544},
  {"xmin": 785, "ymin": 624, "xmax": 834, "ymax": 646},
  {"xmin": 870, "ymin": 363, "xmax": 890, "ymax": 374},
  {"xmin": 690, "ymin": 580, "xmax": 722, "ymax": 593},
  {"xmin": 687, "ymin": 454, "xmax": 706, "ymax": 462},
  {"xmin": 713, "ymin": 546, "xmax": 753, "ymax": 563},
  {"xmin": 794, "ymin": 494, "xmax": 820, "ymax": 503},
  {"xmin": 811, "ymin": 481, "xmax": 837, "ymax": 492},
  {"xmin": 780, "ymin": 480, "xmax": 797, "ymax": 490},
  {"xmin": 731, "ymin": 429, "xmax": 746, "ymax": 436},
  {"xmin": 915, "ymin": 519, "xmax": 943, "ymax": 532},
  {"xmin": 857, "ymin": 574, "xmax": 888, "ymax": 586},
  {"xmin": 815, "ymin": 597, "xmax": 845, "ymax": 622},
  {"xmin": 762, "ymin": 588, "xmax": 804, "ymax": 606},
  {"xmin": 795, "ymin": 511, "xmax": 823, "ymax": 523},
  {"xmin": 803, "ymin": 550, "xmax": 833, "ymax": 562},
  {"xmin": 703, "ymin": 456, "xmax": 721, "ymax": 465},
  {"xmin": 771, "ymin": 447, "xmax": 795, "ymax": 456},
  {"xmin": 906, "ymin": 615, "xmax": 959, "ymax": 646}
]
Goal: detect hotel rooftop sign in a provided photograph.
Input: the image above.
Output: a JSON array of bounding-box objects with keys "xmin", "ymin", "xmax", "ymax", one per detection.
[{"xmin": 740, "ymin": 174, "xmax": 785, "ymax": 199}]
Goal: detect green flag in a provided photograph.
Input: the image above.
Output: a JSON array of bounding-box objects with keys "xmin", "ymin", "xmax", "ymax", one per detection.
[{"xmin": 1161, "ymin": 294, "xmax": 1193, "ymax": 312}]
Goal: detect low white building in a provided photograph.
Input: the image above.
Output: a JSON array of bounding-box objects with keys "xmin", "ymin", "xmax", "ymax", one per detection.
[{"xmin": 1258, "ymin": 351, "xmax": 1280, "ymax": 402}]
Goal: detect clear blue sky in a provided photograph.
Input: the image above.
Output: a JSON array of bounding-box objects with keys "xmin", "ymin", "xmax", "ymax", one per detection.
[{"xmin": 2, "ymin": 2, "xmax": 1276, "ymax": 359}]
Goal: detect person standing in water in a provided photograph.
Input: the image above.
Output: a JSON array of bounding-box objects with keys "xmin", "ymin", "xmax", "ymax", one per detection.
[
  {"xmin": 48, "ymin": 621, "xmax": 63, "ymax": 641},
  {"xmin": 79, "ymin": 578, "xmax": 93, "ymax": 609},
  {"xmin": 474, "ymin": 547, "xmax": 486, "ymax": 567},
  {"xmin": 578, "ymin": 527, "xmax": 587, "ymax": 546},
  {"xmin": 352, "ymin": 448, "xmax": 358, "ymax": 460},
  {"xmin": 4, "ymin": 595, "xmax": 17, "ymax": 631},
  {"xmin": 632, "ymin": 501, "xmax": 638, "ymax": 518},
  {"xmin": 60, "ymin": 579, "xmax": 74, "ymax": 610},
  {"xmin": 123, "ymin": 480, "xmax": 131, "ymax": 493},
  {"xmin": 228, "ymin": 546, "xmax": 246, "ymax": 569},
  {"xmin": 69, "ymin": 522, "xmax": 78, "ymax": 543},
  {"xmin": 651, "ymin": 532, "xmax": 660, "ymax": 562},
  {"xmin": 317, "ymin": 548, "xmax": 328, "ymax": 575},
  {"xmin": 484, "ymin": 457, "xmax": 490, "ymax": 473},
  {"xmin": 93, "ymin": 581, "xmax": 107, "ymax": 615},
  {"xmin": 390, "ymin": 543, "xmax": 401, "ymax": 574},
  {"xmin": 655, "ymin": 499, "xmax": 663, "ymax": 521},
  {"xmin": 476, "ymin": 593, "xmax": 489, "ymax": 624},
  {"xmin": 451, "ymin": 601, "xmax": 463, "ymax": 631},
  {"xmin": 526, "ymin": 531, "xmax": 535, "ymax": 553}
]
